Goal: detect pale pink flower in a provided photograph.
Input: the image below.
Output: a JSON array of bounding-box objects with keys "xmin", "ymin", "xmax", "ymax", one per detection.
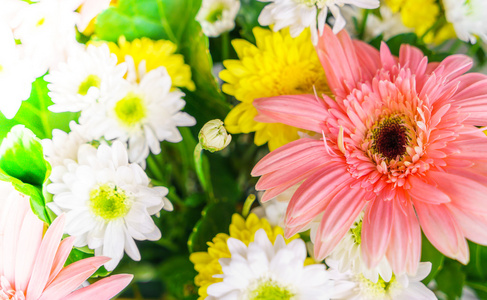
[
  {"xmin": 0, "ymin": 180, "xmax": 133, "ymax": 300},
  {"xmin": 252, "ymin": 26, "xmax": 487, "ymax": 276}
]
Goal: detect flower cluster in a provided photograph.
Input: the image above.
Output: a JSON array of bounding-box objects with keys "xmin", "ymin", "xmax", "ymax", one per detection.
[{"xmin": 1, "ymin": 0, "xmax": 487, "ymax": 299}]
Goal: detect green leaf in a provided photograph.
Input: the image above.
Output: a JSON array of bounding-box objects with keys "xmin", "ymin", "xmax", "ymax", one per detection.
[
  {"xmin": 235, "ymin": 0, "xmax": 267, "ymax": 43},
  {"xmin": 95, "ymin": 0, "xmax": 166, "ymax": 42},
  {"xmin": 187, "ymin": 202, "xmax": 235, "ymax": 252},
  {"xmin": 158, "ymin": 256, "xmax": 198, "ymax": 300},
  {"xmin": 421, "ymin": 233, "xmax": 445, "ymax": 285},
  {"xmin": 0, "ymin": 76, "xmax": 78, "ymax": 141},
  {"xmin": 435, "ymin": 259, "xmax": 466, "ymax": 300},
  {"xmin": 0, "ymin": 125, "xmax": 52, "ymax": 223},
  {"xmin": 0, "ymin": 125, "xmax": 48, "ymax": 186}
]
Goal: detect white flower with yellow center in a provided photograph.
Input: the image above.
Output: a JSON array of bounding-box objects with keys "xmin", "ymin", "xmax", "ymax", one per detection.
[
  {"xmin": 46, "ymin": 141, "xmax": 173, "ymax": 271},
  {"xmin": 258, "ymin": 0, "xmax": 379, "ymax": 44},
  {"xmin": 206, "ymin": 229, "xmax": 335, "ymax": 300},
  {"xmin": 196, "ymin": 0, "xmax": 241, "ymax": 37},
  {"xmin": 45, "ymin": 44, "xmax": 127, "ymax": 113},
  {"xmin": 13, "ymin": 0, "xmax": 81, "ymax": 76},
  {"xmin": 0, "ymin": 21, "xmax": 36, "ymax": 119},
  {"xmin": 80, "ymin": 66, "xmax": 196, "ymax": 166},
  {"xmin": 328, "ymin": 260, "xmax": 436, "ymax": 300},
  {"xmin": 443, "ymin": 0, "xmax": 487, "ymax": 44},
  {"xmin": 324, "ymin": 213, "xmax": 392, "ymax": 284}
]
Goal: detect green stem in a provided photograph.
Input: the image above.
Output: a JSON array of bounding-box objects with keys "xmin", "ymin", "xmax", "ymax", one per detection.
[
  {"xmin": 34, "ymin": 81, "xmax": 52, "ymax": 139},
  {"xmin": 466, "ymin": 281, "xmax": 487, "ymax": 293},
  {"xmin": 146, "ymin": 154, "xmax": 165, "ymax": 182},
  {"xmin": 420, "ymin": 16, "xmax": 445, "ymax": 42},
  {"xmin": 242, "ymin": 194, "xmax": 256, "ymax": 218},
  {"xmin": 358, "ymin": 9, "xmax": 370, "ymax": 41},
  {"xmin": 221, "ymin": 31, "xmax": 230, "ymax": 61},
  {"xmin": 156, "ymin": 0, "xmax": 178, "ymax": 43},
  {"xmin": 194, "ymin": 143, "xmax": 214, "ymax": 201}
]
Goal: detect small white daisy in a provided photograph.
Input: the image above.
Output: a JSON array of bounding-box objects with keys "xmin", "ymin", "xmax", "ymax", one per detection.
[
  {"xmin": 0, "ymin": 21, "xmax": 36, "ymax": 119},
  {"xmin": 443, "ymin": 0, "xmax": 487, "ymax": 44},
  {"xmin": 196, "ymin": 0, "xmax": 241, "ymax": 37},
  {"xmin": 80, "ymin": 65, "xmax": 196, "ymax": 166},
  {"xmin": 42, "ymin": 121, "xmax": 103, "ymax": 167},
  {"xmin": 14, "ymin": 0, "xmax": 81, "ymax": 76},
  {"xmin": 207, "ymin": 229, "xmax": 336, "ymax": 300},
  {"xmin": 45, "ymin": 44, "xmax": 127, "ymax": 113},
  {"xmin": 324, "ymin": 213, "xmax": 393, "ymax": 284},
  {"xmin": 258, "ymin": 0, "xmax": 379, "ymax": 44},
  {"xmin": 46, "ymin": 141, "xmax": 173, "ymax": 271},
  {"xmin": 328, "ymin": 260, "xmax": 437, "ymax": 300}
]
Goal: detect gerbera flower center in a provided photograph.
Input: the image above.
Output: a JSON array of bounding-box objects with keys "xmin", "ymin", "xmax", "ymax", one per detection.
[
  {"xmin": 89, "ymin": 184, "xmax": 131, "ymax": 221},
  {"xmin": 358, "ymin": 274, "xmax": 397, "ymax": 297},
  {"xmin": 248, "ymin": 278, "xmax": 295, "ymax": 300},
  {"xmin": 78, "ymin": 74, "xmax": 101, "ymax": 96},
  {"xmin": 114, "ymin": 92, "xmax": 147, "ymax": 127},
  {"xmin": 371, "ymin": 117, "xmax": 409, "ymax": 160}
]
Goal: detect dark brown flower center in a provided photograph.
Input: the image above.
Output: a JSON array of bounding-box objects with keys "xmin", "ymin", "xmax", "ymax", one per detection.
[{"xmin": 372, "ymin": 117, "xmax": 408, "ymax": 160}]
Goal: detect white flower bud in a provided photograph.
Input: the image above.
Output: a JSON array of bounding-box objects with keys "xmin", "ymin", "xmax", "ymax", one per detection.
[{"xmin": 198, "ymin": 119, "xmax": 231, "ymax": 152}]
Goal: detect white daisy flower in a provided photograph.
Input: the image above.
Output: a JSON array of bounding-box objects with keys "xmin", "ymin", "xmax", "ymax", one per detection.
[
  {"xmin": 42, "ymin": 121, "xmax": 104, "ymax": 167},
  {"xmin": 328, "ymin": 260, "xmax": 437, "ymax": 300},
  {"xmin": 198, "ymin": 119, "xmax": 232, "ymax": 152},
  {"xmin": 196, "ymin": 0, "xmax": 241, "ymax": 37},
  {"xmin": 0, "ymin": 21, "xmax": 36, "ymax": 119},
  {"xmin": 80, "ymin": 65, "xmax": 196, "ymax": 166},
  {"xmin": 0, "ymin": 0, "xmax": 28, "ymax": 28},
  {"xmin": 324, "ymin": 213, "xmax": 393, "ymax": 284},
  {"xmin": 46, "ymin": 141, "xmax": 173, "ymax": 271},
  {"xmin": 45, "ymin": 44, "xmax": 127, "ymax": 113},
  {"xmin": 207, "ymin": 229, "xmax": 336, "ymax": 300},
  {"xmin": 443, "ymin": 0, "xmax": 487, "ymax": 44},
  {"xmin": 14, "ymin": 0, "xmax": 81, "ymax": 76},
  {"xmin": 258, "ymin": 0, "xmax": 380, "ymax": 44}
]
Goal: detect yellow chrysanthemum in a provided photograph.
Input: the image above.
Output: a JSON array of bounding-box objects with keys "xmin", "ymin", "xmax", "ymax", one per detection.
[
  {"xmin": 106, "ymin": 36, "xmax": 195, "ymax": 91},
  {"xmin": 383, "ymin": 0, "xmax": 456, "ymax": 44},
  {"xmin": 220, "ymin": 27, "xmax": 331, "ymax": 151},
  {"xmin": 189, "ymin": 213, "xmax": 309, "ymax": 300}
]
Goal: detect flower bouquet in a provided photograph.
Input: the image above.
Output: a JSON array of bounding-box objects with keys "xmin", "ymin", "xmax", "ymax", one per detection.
[{"xmin": 1, "ymin": 0, "xmax": 487, "ymax": 299}]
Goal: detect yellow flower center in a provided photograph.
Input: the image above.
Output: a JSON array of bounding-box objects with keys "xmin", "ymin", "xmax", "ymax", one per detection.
[
  {"xmin": 359, "ymin": 274, "xmax": 397, "ymax": 297},
  {"xmin": 36, "ymin": 17, "xmax": 45, "ymax": 27},
  {"xmin": 351, "ymin": 219, "xmax": 363, "ymax": 245},
  {"xmin": 114, "ymin": 92, "xmax": 147, "ymax": 127},
  {"xmin": 89, "ymin": 184, "xmax": 131, "ymax": 221},
  {"xmin": 248, "ymin": 278, "xmax": 294, "ymax": 300},
  {"xmin": 78, "ymin": 74, "xmax": 101, "ymax": 96}
]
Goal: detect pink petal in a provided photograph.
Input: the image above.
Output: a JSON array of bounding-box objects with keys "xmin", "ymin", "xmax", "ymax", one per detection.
[
  {"xmin": 286, "ymin": 163, "xmax": 353, "ymax": 228},
  {"xmin": 316, "ymin": 25, "xmax": 361, "ymax": 97},
  {"xmin": 26, "ymin": 215, "xmax": 66, "ymax": 300},
  {"xmin": 413, "ymin": 201, "xmax": 469, "ymax": 264},
  {"xmin": 361, "ymin": 197, "xmax": 394, "ymax": 269},
  {"xmin": 252, "ymin": 138, "xmax": 327, "ymax": 177},
  {"xmin": 313, "ymin": 187, "xmax": 368, "ymax": 260},
  {"xmin": 38, "ymin": 256, "xmax": 111, "ymax": 300},
  {"xmin": 447, "ymin": 204, "xmax": 487, "ymax": 245},
  {"xmin": 46, "ymin": 236, "xmax": 76, "ymax": 287},
  {"xmin": 433, "ymin": 54, "xmax": 473, "ymax": 81},
  {"xmin": 399, "ymin": 45, "xmax": 427, "ymax": 78},
  {"xmin": 430, "ymin": 171, "xmax": 487, "ymax": 214},
  {"xmin": 15, "ymin": 209, "xmax": 44, "ymax": 292},
  {"xmin": 407, "ymin": 176, "xmax": 451, "ymax": 204},
  {"xmin": 63, "ymin": 274, "xmax": 133, "ymax": 300},
  {"xmin": 253, "ymin": 94, "xmax": 328, "ymax": 133},
  {"xmin": 352, "ymin": 40, "xmax": 381, "ymax": 81}
]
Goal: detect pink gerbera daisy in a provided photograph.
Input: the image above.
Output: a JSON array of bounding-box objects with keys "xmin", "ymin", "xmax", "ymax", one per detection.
[
  {"xmin": 0, "ymin": 180, "xmax": 133, "ymax": 300},
  {"xmin": 251, "ymin": 25, "xmax": 487, "ymax": 276}
]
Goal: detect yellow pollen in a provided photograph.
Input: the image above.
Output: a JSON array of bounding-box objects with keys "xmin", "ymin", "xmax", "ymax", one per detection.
[
  {"xmin": 36, "ymin": 17, "xmax": 45, "ymax": 27},
  {"xmin": 78, "ymin": 74, "xmax": 101, "ymax": 96},
  {"xmin": 89, "ymin": 184, "xmax": 131, "ymax": 221},
  {"xmin": 359, "ymin": 274, "xmax": 397, "ymax": 297},
  {"xmin": 249, "ymin": 279, "xmax": 294, "ymax": 300},
  {"xmin": 114, "ymin": 92, "xmax": 147, "ymax": 127}
]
